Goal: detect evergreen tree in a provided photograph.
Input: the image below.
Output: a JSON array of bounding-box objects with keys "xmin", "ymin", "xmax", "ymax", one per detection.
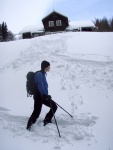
[
  {"xmin": 5, "ymin": 22, "xmax": 8, "ymax": 39},
  {"xmin": 95, "ymin": 17, "xmax": 112, "ymax": 32},
  {"xmin": 109, "ymin": 17, "xmax": 113, "ymax": 31},
  {"xmin": 2, "ymin": 22, "xmax": 5, "ymax": 40},
  {"xmin": 2, "ymin": 22, "xmax": 8, "ymax": 41},
  {"xmin": 95, "ymin": 18, "xmax": 101, "ymax": 31},
  {"xmin": 102, "ymin": 17, "xmax": 110, "ymax": 31},
  {"xmin": 0, "ymin": 21, "xmax": 14, "ymax": 42},
  {"xmin": 0, "ymin": 24, "xmax": 2, "ymax": 41},
  {"xmin": 0, "ymin": 24, "xmax": 2, "ymax": 35}
]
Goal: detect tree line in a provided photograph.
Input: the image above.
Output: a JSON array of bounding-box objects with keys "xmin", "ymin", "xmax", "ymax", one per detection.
[
  {"xmin": 95, "ymin": 17, "xmax": 113, "ymax": 32},
  {"xmin": 0, "ymin": 22, "xmax": 14, "ymax": 42}
]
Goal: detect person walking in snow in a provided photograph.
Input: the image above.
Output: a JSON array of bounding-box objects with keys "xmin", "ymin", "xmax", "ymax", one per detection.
[{"xmin": 26, "ymin": 60, "xmax": 57, "ymax": 131}]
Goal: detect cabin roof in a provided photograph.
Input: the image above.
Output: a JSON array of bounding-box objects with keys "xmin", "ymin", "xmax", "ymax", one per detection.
[
  {"xmin": 67, "ymin": 20, "xmax": 95, "ymax": 30},
  {"xmin": 42, "ymin": 10, "xmax": 68, "ymax": 21},
  {"xmin": 19, "ymin": 24, "xmax": 44, "ymax": 34}
]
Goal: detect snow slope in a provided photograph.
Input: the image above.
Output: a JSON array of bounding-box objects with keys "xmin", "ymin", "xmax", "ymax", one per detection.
[{"xmin": 0, "ymin": 32, "xmax": 113, "ymax": 150}]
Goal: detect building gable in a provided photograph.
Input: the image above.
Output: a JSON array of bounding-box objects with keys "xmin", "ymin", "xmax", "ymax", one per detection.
[{"xmin": 42, "ymin": 11, "xmax": 69, "ymax": 32}]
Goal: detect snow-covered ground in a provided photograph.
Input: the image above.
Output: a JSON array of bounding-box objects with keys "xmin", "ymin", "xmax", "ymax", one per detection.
[{"xmin": 0, "ymin": 32, "xmax": 113, "ymax": 150}]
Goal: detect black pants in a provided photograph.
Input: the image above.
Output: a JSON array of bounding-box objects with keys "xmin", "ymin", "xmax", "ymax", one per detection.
[{"xmin": 27, "ymin": 93, "xmax": 57, "ymax": 129}]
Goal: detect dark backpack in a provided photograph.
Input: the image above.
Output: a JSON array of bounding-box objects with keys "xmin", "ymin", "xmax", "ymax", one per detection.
[{"xmin": 26, "ymin": 71, "xmax": 39, "ymax": 97}]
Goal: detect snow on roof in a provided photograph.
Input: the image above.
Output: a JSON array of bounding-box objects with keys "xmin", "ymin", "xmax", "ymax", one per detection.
[
  {"xmin": 42, "ymin": 10, "xmax": 68, "ymax": 21},
  {"xmin": 67, "ymin": 20, "xmax": 95, "ymax": 30},
  {"xmin": 19, "ymin": 24, "xmax": 44, "ymax": 34}
]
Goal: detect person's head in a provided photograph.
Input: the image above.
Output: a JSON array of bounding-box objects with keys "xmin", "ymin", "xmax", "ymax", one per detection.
[{"xmin": 41, "ymin": 60, "xmax": 50, "ymax": 72}]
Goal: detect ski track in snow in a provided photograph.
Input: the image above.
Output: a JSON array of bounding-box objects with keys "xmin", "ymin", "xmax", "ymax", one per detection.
[{"xmin": 0, "ymin": 33, "xmax": 113, "ymax": 149}]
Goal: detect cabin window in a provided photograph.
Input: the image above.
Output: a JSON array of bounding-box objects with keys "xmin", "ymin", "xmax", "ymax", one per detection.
[
  {"xmin": 56, "ymin": 20, "xmax": 62, "ymax": 26},
  {"xmin": 49, "ymin": 21, "xmax": 54, "ymax": 27}
]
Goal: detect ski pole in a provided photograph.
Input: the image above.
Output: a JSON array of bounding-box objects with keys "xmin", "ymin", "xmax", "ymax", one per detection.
[
  {"xmin": 55, "ymin": 102, "xmax": 73, "ymax": 118},
  {"xmin": 49, "ymin": 100, "xmax": 61, "ymax": 138}
]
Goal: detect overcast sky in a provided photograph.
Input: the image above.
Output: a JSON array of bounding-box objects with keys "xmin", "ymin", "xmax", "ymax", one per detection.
[{"xmin": 0, "ymin": 0, "xmax": 113, "ymax": 34}]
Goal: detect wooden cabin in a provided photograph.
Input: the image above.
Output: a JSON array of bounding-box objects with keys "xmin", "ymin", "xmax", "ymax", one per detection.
[
  {"xmin": 19, "ymin": 11, "xmax": 97, "ymax": 39},
  {"xmin": 42, "ymin": 11, "xmax": 69, "ymax": 32}
]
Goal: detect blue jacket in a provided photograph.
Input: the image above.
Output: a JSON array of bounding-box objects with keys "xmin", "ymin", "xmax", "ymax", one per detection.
[{"xmin": 35, "ymin": 71, "xmax": 48, "ymax": 95}]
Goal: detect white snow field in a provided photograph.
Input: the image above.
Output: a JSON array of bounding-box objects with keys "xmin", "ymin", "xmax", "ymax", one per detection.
[{"xmin": 0, "ymin": 32, "xmax": 113, "ymax": 150}]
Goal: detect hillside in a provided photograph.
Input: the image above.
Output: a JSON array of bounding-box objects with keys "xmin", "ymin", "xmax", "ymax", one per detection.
[{"xmin": 0, "ymin": 32, "xmax": 113, "ymax": 150}]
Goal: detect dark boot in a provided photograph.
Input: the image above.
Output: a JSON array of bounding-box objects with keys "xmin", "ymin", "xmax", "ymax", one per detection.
[
  {"xmin": 43, "ymin": 118, "xmax": 52, "ymax": 126},
  {"xmin": 26, "ymin": 117, "xmax": 34, "ymax": 131}
]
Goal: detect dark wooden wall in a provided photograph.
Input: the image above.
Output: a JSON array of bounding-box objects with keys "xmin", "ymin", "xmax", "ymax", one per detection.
[{"xmin": 42, "ymin": 12, "xmax": 69, "ymax": 32}]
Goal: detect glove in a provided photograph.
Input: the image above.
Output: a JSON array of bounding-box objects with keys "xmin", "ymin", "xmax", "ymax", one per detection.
[
  {"xmin": 47, "ymin": 95, "xmax": 51, "ymax": 99},
  {"xmin": 42, "ymin": 95, "xmax": 52, "ymax": 100}
]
